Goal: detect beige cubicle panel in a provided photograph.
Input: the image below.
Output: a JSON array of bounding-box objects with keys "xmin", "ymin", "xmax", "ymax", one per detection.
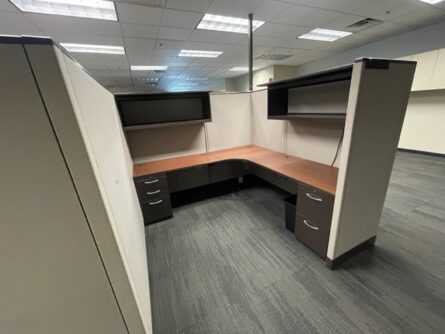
[
  {"xmin": 0, "ymin": 39, "xmax": 131, "ymax": 333},
  {"xmin": 328, "ymin": 60, "xmax": 416, "ymax": 261},
  {"xmin": 22, "ymin": 39, "xmax": 151, "ymax": 334}
]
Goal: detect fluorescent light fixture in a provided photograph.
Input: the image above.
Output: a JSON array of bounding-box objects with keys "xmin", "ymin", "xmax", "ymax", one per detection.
[
  {"xmin": 60, "ymin": 43, "xmax": 125, "ymax": 54},
  {"xmin": 298, "ymin": 28, "xmax": 352, "ymax": 42},
  {"xmin": 197, "ymin": 13, "xmax": 265, "ymax": 34},
  {"xmin": 417, "ymin": 0, "xmax": 443, "ymax": 4},
  {"xmin": 178, "ymin": 50, "xmax": 222, "ymax": 58},
  {"xmin": 131, "ymin": 66, "xmax": 168, "ymax": 71},
  {"xmin": 185, "ymin": 77, "xmax": 208, "ymax": 81},
  {"xmin": 9, "ymin": 0, "xmax": 117, "ymax": 21},
  {"xmin": 230, "ymin": 66, "xmax": 258, "ymax": 72}
]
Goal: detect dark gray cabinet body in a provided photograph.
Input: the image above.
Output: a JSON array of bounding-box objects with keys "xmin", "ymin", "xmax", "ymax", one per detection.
[{"xmin": 134, "ymin": 173, "xmax": 172, "ymax": 225}]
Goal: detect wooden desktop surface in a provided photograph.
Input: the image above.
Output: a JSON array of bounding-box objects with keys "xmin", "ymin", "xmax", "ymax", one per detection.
[{"xmin": 133, "ymin": 145, "xmax": 338, "ymax": 195}]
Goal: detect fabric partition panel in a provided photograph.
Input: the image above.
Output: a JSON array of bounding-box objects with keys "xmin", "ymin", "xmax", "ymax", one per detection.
[
  {"xmin": 24, "ymin": 42, "xmax": 151, "ymax": 334},
  {"xmin": 207, "ymin": 93, "xmax": 252, "ymax": 151},
  {"xmin": 251, "ymin": 90, "xmax": 286, "ymax": 153},
  {"xmin": 127, "ymin": 124, "xmax": 206, "ymax": 164},
  {"xmin": 286, "ymin": 119, "xmax": 344, "ymax": 167},
  {"xmin": 56, "ymin": 50, "xmax": 152, "ymax": 333}
]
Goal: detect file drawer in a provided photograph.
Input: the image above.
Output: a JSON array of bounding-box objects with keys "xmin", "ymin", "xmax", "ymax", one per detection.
[
  {"xmin": 135, "ymin": 173, "xmax": 168, "ymax": 194},
  {"xmin": 295, "ymin": 214, "xmax": 331, "ymax": 259},
  {"xmin": 297, "ymin": 185, "xmax": 334, "ymax": 224},
  {"xmin": 140, "ymin": 195, "xmax": 172, "ymax": 225}
]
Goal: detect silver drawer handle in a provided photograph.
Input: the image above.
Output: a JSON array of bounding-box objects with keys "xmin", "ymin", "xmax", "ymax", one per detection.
[
  {"xmin": 306, "ymin": 192, "xmax": 323, "ymax": 202},
  {"xmin": 144, "ymin": 179, "xmax": 159, "ymax": 184},
  {"xmin": 303, "ymin": 219, "xmax": 319, "ymax": 231},
  {"xmin": 146, "ymin": 190, "xmax": 161, "ymax": 195},
  {"xmin": 149, "ymin": 200, "xmax": 163, "ymax": 205}
]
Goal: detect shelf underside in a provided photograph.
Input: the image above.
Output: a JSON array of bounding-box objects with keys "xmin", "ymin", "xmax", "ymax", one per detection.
[
  {"xmin": 268, "ymin": 113, "xmax": 346, "ymax": 120},
  {"xmin": 124, "ymin": 119, "xmax": 211, "ymax": 131}
]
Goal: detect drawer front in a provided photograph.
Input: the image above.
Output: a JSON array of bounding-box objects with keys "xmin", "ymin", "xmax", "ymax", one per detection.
[
  {"xmin": 297, "ymin": 185, "xmax": 334, "ymax": 224},
  {"xmin": 209, "ymin": 161, "xmax": 240, "ymax": 183},
  {"xmin": 135, "ymin": 173, "xmax": 168, "ymax": 193},
  {"xmin": 140, "ymin": 196, "xmax": 172, "ymax": 225},
  {"xmin": 167, "ymin": 165, "xmax": 210, "ymax": 193},
  {"xmin": 295, "ymin": 214, "xmax": 331, "ymax": 259},
  {"xmin": 137, "ymin": 185, "xmax": 169, "ymax": 203},
  {"xmin": 252, "ymin": 164, "xmax": 297, "ymax": 194}
]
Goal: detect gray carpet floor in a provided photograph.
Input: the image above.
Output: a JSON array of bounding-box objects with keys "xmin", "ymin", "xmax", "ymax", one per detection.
[{"xmin": 145, "ymin": 151, "xmax": 445, "ymax": 334}]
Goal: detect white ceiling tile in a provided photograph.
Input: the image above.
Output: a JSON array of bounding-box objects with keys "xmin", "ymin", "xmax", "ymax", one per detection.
[
  {"xmin": 206, "ymin": 0, "xmax": 263, "ymax": 18},
  {"xmin": 158, "ymin": 27, "xmax": 192, "ymax": 40},
  {"xmin": 161, "ymin": 9, "xmax": 203, "ymax": 28},
  {"xmin": 26, "ymin": 14, "xmax": 121, "ymax": 35},
  {"xmin": 272, "ymin": 5, "xmax": 342, "ymax": 27},
  {"xmin": 188, "ymin": 30, "xmax": 242, "ymax": 44},
  {"xmin": 165, "ymin": 0, "xmax": 212, "ymax": 12},
  {"xmin": 321, "ymin": 14, "xmax": 366, "ymax": 30},
  {"xmin": 71, "ymin": 53, "xmax": 129, "ymax": 68},
  {"xmin": 45, "ymin": 32, "xmax": 123, "ymax": 46},
  {"xmin": 283, "ymin": 0, "xmax": 370, "ymax": 13},
  {"xmin": 350, "ymin": 0, "xmax": 406, "ymax": 17},
  {"xmin": 121, "ymin": 23, "xmax": 158, "ymax": 38},
  {"xmin": 156, "ymin": 39, "xmax": 186, "ymax": 49},
  {"xmin": 392, "ymin": 6, "xmax": 445, "ymax": 27},
  {"xmin": 126, "ymin": 47, "xmax": 155, "ymax": 57},
  {"xmin": 253, "ymin": 0, "xmax": 292, "ymax": 21},
  {"xmin": 182, "ymin": 41, "xmax": 232, "ymax": 51},
  {"xmin": 336, "ymin": 32, "xmax": 378, "ymax": 46},
  {"xmin": 255, "ymin": 23, "xmax": 310, "ymax": 39},
  {"xmin": 0, "ymin": 0, "xmax": 19, "ymax": 11},
  {"xmin": 124, "ymin": 37, "xmax": 156, "ymax": 49},
  {"xmin": 128, "ymin": 55, "xmax": 152, "ymax": 65},
  {"xmin": 360, "ymin": 21, "xmax": 410, "ymax": 37},
  {"xmin": 150, "ymin": 56, "xmax": 175, "ymax": 64},
  {"xmin": 0, "ymin": 28, "xmax": 43, "ymax": 37},
  {"xmin": 116, "ymin": 3, "xmax": 163, "ymax": 25},
  {"xmin": 154, "ymin": 48, "xmax": 181, "ymax": 57},
  {"xmin": 0, "ymin": 12, "xmax": 39, "ymax": 31}
]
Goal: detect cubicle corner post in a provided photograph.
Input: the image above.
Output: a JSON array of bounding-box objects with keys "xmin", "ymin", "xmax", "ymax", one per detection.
[
  {"xmin": 22, "ymin": 41, "xmax": 151, "ymax": 333},
  {"xmin": 327, "ymin": 58, "xmax": 416, "ymax": 269}
]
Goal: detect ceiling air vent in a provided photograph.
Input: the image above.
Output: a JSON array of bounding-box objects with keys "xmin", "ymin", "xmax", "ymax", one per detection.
[
  {"xmin": 255, "ymin": 54, "xmax": 293, "ymax": 61},
  {"xmin": 346, "ymin": 18, "xmax": 382, "ymax": 32}
]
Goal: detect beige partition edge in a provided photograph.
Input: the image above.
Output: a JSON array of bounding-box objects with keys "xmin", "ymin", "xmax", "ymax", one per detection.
[
  {"xmin": 0, "ymin": 42, "xmax": 128, "ymax": 333},
  {"xmin": 328, "ymin": 60, "xmax": 416, "ymax": 260},
  {"xmin": 24, "ymin": 43, "xmax": 151, "ymax": 333}
]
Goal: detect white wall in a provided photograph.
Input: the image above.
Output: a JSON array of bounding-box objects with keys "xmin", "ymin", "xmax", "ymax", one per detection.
[{"xmin": 399, "ymin": 90, "xmax": 445, "ymax": 154}]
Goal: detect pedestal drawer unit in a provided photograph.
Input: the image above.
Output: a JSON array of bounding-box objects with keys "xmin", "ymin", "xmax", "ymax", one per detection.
[
  {"xmin": 295, "ymin": 185, "xmax": 334, "ymax": 258},
  {"xmin": 134, "ymin": 173, "xmax": 172, "ymax": 225}
]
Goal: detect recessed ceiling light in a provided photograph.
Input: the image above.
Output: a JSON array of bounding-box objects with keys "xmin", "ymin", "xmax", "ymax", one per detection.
[
  {"xmin": 9, "ymin": 0, "xmax": 117, "ymax": 21},
  {"xmin": 131, "ymin": 66, "xmax": 168, "ymax": 71},
  {"xmin": 230, "ymin": 67, "xmax": 258, "ymax": 72},
  {"xmin": 60, "ymin": 43, "xmax": 125, "ymax": 54},
  {"xmin": 197, "ymin": 13, "xmax": 265, "ymax": 34},
  {"xmin": 298, "ymin": 28, "xmax": 352, "ymax": 42},
  {"xmin": 417, "ymin": 0, "xmax": 443, "ymax": 4},
  {"xmin": 178, "ymin": 50, "xmax": 222, "ymax": 58}
]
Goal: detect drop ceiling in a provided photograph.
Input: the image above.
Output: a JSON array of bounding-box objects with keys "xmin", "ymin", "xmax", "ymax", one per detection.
[{"xmin": 1, "ymin": 0, "xmax": 444, "ymax": 92}]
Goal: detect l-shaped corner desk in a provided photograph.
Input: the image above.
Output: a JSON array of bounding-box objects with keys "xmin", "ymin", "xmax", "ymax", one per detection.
[{"xmin": 133, "ymin": 145, "xmax": 338, "ymax": 261}]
